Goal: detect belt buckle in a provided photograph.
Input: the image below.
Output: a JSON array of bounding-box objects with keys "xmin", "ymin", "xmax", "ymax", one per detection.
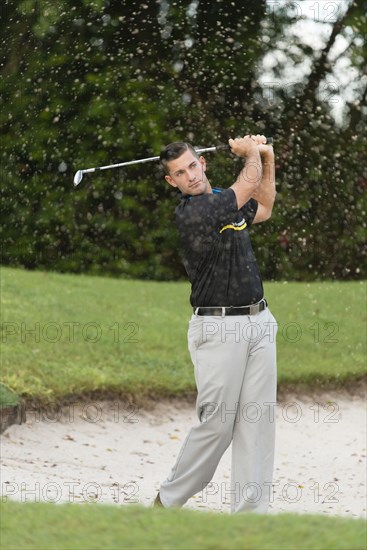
[{"xmin": 249, "ymin": 302, "xmax": 260, "ymax": 315}]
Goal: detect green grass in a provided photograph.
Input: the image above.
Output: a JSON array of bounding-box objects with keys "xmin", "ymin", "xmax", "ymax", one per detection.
[
  {"xmin": 1, "ymin": 501, "xmax": 366, "ymax": 550},
  {"xmin": 1, "ymin": 271, "xmax": 366, "ymax": 549},
  {"xmin": 0, "ymin": 383, "xmax": 19, "ymax": 409},
  {"xmin": 0, "ymin": 267, "xmax": 366, "ymax": 406}
]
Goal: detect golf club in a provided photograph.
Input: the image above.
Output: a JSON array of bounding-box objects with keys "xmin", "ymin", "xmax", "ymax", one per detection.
[{"xmin": 73, "ymin": 138, "xmax": 274, "ymax": 187}]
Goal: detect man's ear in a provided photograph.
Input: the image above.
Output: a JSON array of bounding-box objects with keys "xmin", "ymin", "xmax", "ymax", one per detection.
[
  {"xmin": 199, "ymin": 156, "xmax": 206, "ymax": 171},
  {"xmin": 165, "ymin": 175, "xmax": 177, "ymax": 188}
]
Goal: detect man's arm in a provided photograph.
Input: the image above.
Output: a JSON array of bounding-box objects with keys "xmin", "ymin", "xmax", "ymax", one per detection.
[
  {"xmin": 228, "ymin": 136, "xmax": 262, "ymax": 209},
  {"xmin": 252, "ymin": 144, "xmax": 276, "ymax": 224}
]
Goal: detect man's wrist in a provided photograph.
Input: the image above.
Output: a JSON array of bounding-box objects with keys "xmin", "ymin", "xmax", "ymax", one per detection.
[{"xmin": 246, "ymin": 149, "xmax": 261, "ymax": 162}]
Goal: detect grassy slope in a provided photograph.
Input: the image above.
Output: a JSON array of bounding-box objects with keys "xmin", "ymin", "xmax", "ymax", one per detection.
[
  {"xmin": 1, "ymin": 501, "xmax": 366, "ymax": 550},
  {"xmin": 0, "ymin": 267, "xmax": 366, "ymax": 406},
  {"xmin": 0, "ymin": 383, "xmax": 19, "ymax": 408}
]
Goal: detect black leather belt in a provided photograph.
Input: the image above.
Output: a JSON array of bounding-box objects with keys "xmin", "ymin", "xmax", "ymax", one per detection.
[{"xmin": 193, "ymin": 299, "xmax": 268, "ymax": 316}]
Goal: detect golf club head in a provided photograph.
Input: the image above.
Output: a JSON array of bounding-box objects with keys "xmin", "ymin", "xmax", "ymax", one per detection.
[{"xmin": 73, "ymin": 170, "xmax": 83, "ymax": 187}]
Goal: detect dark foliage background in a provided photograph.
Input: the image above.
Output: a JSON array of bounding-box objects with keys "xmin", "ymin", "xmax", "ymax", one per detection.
[{"xmin": 1, "ymin": 0, "xmax": 366, "ymax": 280}]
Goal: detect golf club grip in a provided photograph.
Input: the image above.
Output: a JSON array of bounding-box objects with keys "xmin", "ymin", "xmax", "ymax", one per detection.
[{"xmin": 216, "ymin": 137, "xmax": 274, "ymax": 152}]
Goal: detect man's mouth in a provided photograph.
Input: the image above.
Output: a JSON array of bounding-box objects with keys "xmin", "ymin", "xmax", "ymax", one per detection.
[{"xmin": 189, "ymin": 181, "xmax": 201, "ymax": 188}]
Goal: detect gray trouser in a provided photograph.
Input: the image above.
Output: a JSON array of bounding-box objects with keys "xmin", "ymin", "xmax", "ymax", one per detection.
[{"xmin": 159, "ymin": 307, "xmax": 278, "ymax": 514}]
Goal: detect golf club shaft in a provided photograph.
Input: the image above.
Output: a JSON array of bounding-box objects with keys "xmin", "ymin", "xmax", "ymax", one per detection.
[
  {"xmin": 82, "ymin": 145, "xmax": 227, "ymax": 174},
  {"xmin": 73, "ymin": 138, "xmax": 273, "ymax": 186}
]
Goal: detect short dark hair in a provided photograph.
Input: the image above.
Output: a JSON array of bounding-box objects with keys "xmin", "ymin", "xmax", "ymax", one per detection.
[{"xmin": 159, "ymin": 142, "xmax": 199, "ymax": 175}]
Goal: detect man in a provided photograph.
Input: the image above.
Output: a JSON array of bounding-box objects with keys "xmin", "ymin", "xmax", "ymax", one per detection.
[{"xmin": 155, "ymin": 135, "xmax": 278, "ymax": 514}]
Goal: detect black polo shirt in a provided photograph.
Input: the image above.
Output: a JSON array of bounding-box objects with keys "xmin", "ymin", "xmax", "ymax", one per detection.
[{"xmin": 175, "ymin": 187, "xmax": 264, "ymax": 307}]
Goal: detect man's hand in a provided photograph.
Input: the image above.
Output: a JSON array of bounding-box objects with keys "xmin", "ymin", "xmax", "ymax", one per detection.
[
  {"xmin": 251, "ymin": 134, "xmax": 274, "ymax": 159},
  {"xmin": 228, "ymin": 135, "xmax": 260, "ymax": 158},
  {"xmin": 229, "ymin": 134, "xmax": 273, "ymax": 159}
]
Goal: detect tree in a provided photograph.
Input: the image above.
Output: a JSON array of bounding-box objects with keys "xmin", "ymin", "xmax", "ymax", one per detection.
[{"xmin": 1, "ymin": 0, "xmax": 366, "ymax": 280}]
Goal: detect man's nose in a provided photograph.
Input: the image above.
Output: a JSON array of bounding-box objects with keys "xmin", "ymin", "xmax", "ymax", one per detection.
[{"xmin": 188, "ymin": 170, "xmax": 196, "ymax": 181}]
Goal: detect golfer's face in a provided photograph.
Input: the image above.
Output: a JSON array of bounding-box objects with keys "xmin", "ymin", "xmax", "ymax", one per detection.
[{"xmin": 165, "ymin": 150, "xmax": 209, "ymax": 195}]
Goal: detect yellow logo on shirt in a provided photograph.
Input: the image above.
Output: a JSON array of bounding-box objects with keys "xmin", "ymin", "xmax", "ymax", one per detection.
[{"xmin": 219, "ymin": 218, "xmax": 247, "ymax": 234}]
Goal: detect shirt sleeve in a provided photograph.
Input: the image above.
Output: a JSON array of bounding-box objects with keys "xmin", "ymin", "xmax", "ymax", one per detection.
[{"xmin": 239, "ymin": 198, "xmax": 258, "ymax": 227}]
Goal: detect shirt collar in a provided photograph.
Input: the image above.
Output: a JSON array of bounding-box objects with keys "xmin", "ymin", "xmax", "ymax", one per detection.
[{"xmin": 177, "ymin": 187, "xmax": 222, "ymax": 201}]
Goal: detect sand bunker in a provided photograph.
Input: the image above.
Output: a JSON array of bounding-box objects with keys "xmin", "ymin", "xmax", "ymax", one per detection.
[{"xmin": 1, "ymin": 392, "xmax": 366, "ymax": 519}]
